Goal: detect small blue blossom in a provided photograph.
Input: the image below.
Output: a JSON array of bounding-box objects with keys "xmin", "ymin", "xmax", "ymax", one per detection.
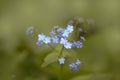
[
  {"xmin": 36, "ymin": 40, "xmax": 42, "ymax": 46},
  {"xmin": 52, "ymin": 36, "xmax": 59, "ymax": 43},
  {"xmin": 60, "ymin": 38, "xmax": 68, "ymax": 45},
  {"xmin": 38, "ymin": 33, "xmax": 46, "ymax": 41},
  {"xmin": 69, "ymin": 63, "xmax": 78, "ymax": 71},
  {"xmin": 64, "ymin": 42, "xmax": 72, "ymax": 49},
  {"xmin": 50, "ymin": 30, "xmax": 56, "ymax": 36},
  {"xmin": 57, "ymin": 28, "xmax": 65, "ymax": 35},
  {"xmin": 69, "ymin": 60, "xmax": 81, "ymax": 71},
  {"xmin": 75, "ymin": 41, "xmax": 83, "ymax": 48},
  {"xmin": 62, "ymin": 30, "xmax": 70, "ymax": 37},
  {"xmin": 66, "ymin": 25, "xmax": 73, "ymax": 33},
  {"xmin": 58, "ymin": 57, "xmax": 65, "ymax": 64},
  {"xmin": 75, "ymin": 60, "xmax": 81, "ymax": 66},
  {"xmin": 72, "ymin": 41, "xmax": 82, "ymax": 48},
  {"xmin": 43, "ymin": 36, "xmax": 51, "ymax": 44}
]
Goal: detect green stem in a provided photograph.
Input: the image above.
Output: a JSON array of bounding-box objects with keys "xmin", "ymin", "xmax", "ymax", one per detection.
[
  {"xmin": 59, "ymin": 45, "xmax": 64, "ymax": 57},
  {"xmin": 58, "ymin": 45, "xmax": 64, "ymax": 80}
]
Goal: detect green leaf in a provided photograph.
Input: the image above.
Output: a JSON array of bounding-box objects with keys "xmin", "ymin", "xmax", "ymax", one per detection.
[{"xmin": 41, "ymin": 52, "xmax": 59, "ymax": 67}]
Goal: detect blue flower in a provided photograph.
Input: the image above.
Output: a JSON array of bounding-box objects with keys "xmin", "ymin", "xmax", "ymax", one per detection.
[
  {"xmin": 43, "ymin": 36, "xmax": 51, "ymax": 44},
  {"xmin": 52, "ymin": 36, "xmax": 59, "ymax": 43},
  {"xmin": 60, "ymin": 38, "xmax": 68, "ymax": 45},
  {"xmin": 64, "ymin": 42, "xmax": 72, "ymax": 49},
  {"xmin": 66, "ymin": 25, "xmax": 73, "ymax": 33},
  {"xmin": 69, "ymin": 60, "xmax": 81, "ymax": 71},
  {"xmin": 36, "ymin": 40, "xmax": 42, "ymax": 46},
  {"xmin": 58, "ymin": 57, "xmax": 65, "ymax": 64},
  {"xmin": 38, "ymin": 33, "xmax": 46, "ymax": 41},
  {"xmin": 57, "ymin": 28, "xmax": 65, "ymax": 35},
  {"xmin": 75, "ymin": 60, "xmax": 81, "ymax": 66},
  {"xmin": 50, "ymin": 30, "xmax": 56, "ymax": 36},
  {"xmin": 62, "ymin": 30, "xmax": 70, "ymax": 37},
  {"xmin": 69, "ymin": 63, "xmax": 78, "ymax": 71},
  {"xmin": 72, "ymin": 41, "xmax": 82, "ymax": 48}
]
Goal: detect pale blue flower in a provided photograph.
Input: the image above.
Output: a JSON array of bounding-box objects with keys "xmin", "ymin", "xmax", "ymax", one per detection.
[
  {"xmin": 69, "ymin": 60, "xmax": 81, "ymax": 71},
  {"xmin": 58, "ymin": 57, "xmax": 65, "ymax": 64},
  {"xmin": 50, "ymin": 30, "xmax": 56, "ymax": 36},
  {"xmin": 36, "ymin": 40, "xmax": 42, "ymax": 46},
  {"xmin": 60, "ymin": 38, "xmax": 68, "ymax": 45},
  {"xmin": 52, "ymin": 36, "xmax": 59, "ymax": 43},
  {"xmin": 64, "ymin": 42, "xmax": 72, "ymax": 49},
  {"xmin": 72, "ymin": 41, "xmax": 82, "ymax": 48},
  {"xmin": 75, "ymin": 60, "xmax": 81, "ymax": 66},
  {"xmin": 66, "ymin": 25, "xmax": 73, "ymax": 33},
  {"xmin": 57, "ymin": 28, "xmax": 64, "ymax": 35},
  {"xmin": 43, "ymin": 36, "xmax": 51, "ymax": 44},
  {"xmin": 38, "ymin": 33, "xmax": 46, "ymax": 41},
  {"xmin": 69, "ymin": 63, "xmax": 78, "ymax": 71},
  {"xmin": 62, "ymin": 30, "xmax": 70, "ymax": 37}
]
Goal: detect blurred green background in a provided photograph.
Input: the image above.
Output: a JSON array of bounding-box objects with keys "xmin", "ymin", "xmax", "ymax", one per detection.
[{"xmin": 0, "ymin": 0, "xmax": 120, "ymax": 80}]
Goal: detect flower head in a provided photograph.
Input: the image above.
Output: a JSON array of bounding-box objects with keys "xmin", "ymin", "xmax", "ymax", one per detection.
[
  {"xmin": 43, "ymin": 36, "xmax": 51, "ymax": 44},
  {"xmin": 69, "ymin": 63, "xmax": 78, "ymax": 71},
  {"xmin": 64, "ymin": 42, "xmax": 72, "ymax": 49},
  {"xmin": 57, "ymin": 28, "xmax": 64, "ymax": 35},
  {"xmin": 60, "ymin": 38, "xmax": 68, "ymax": 45},
  {"xmin": 50, "ymin": 30, "xmax": 56, "ymax": 36},
  {"xmin": 66, "ymin": 25, "xmax": 73, "ymax": 33},
  {"xmin": 52, "ymin": 36, "xmax": 59, "ymax": 43},
  {"xmin": 75, "ymin": 60, "xmax": 81, "ymax": 66},
  {"xmin": 36, "ymin": 40, "xmax": 42, "ymax": 46},
  {"xmin": 69, "ymin": 59, "xmax": 81, "ymax": 71},
  {"xmin": 58, "ymin": 57, "xmax": 65, "ymax": 64},
  {"xmin": 62, "ymin": 30, "xmax": 70, "ymax": 37},
  {"xmin": 38, "ymin": 33, "xmax": 46, "ymax": 41},
  {"xmin": 72, "ymin": 41, "xmax": 82, "ymax": 48}
]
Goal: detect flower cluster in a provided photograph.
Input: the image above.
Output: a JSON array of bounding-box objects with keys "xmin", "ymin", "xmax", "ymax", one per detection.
[
  {"xmin": 69, "ymin": 60, "xmax": 81, "ymax": 71},
  {"xmin": 36, "ymin": 25, "xmax": 84, "ymax": 49}
]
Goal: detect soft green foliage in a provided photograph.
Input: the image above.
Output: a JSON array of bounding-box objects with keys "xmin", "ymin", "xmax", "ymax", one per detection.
[{"xmin": 41, "ymin": 52, "xmax": 58, "ymax": 67}]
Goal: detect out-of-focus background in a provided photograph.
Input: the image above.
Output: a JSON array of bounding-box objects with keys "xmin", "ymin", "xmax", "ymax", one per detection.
[{"xmin": 0, "ymin": 0, "xmax": 120, "ymax": 80}]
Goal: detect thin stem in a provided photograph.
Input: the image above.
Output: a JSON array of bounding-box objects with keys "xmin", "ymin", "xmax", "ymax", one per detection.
[
  {"xmin": 59, "ymin": 64, "xmax": 64, "ymax": 80},
  {"xmin": 48, "ymin": 44, "xmax": 58, "ymax": 52},
  {"xmin": 58, "ymin": 45, "xmax": 64, "ymax": 80},
  {"xmin": 59, "ymin": 45, "xmax": 64, "ymax": 57}
]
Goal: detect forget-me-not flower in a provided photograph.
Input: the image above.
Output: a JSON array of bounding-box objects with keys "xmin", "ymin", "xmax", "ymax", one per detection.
[
  {"xmin": 69, "ymin": 63, "xmax": 78, "ymax": 71},
  {"xmin": 43, "ymin": 36, "xmax": 51, "ymax": 44},
  {"xmin": 38, "ymin": 33, "xmax": 46, "ymax": 41},
  {"xmin": 64, "ymin": 42, "xmax": 72, "ymax": 49},
  {"xmin": 60, "ymin": 38, "xmax": 68, "ymax": 45},
  {"xmin": 66, "ymin": 25, "xmax": 73, "ymax": 33},
  {"xmin": 75, "ymin": 60, "xmax": 81, "ymax": 66},
  {"xmin": 52, "ymin": 36, "xmax": 59, "ymax": 43},
  {"xmin": 58, "ymin": 57, "xmax": 65, "ymax": 64}
]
